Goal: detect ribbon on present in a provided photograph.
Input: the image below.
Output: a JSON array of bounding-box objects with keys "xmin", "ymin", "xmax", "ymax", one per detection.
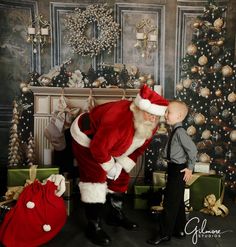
[
  {"xmin": 200, "ymin": 194, "xmax": 229, "ymax": 217},
  {"xmin": 0, "ymin": 165, "xmax": 38, "ymax": 204}
]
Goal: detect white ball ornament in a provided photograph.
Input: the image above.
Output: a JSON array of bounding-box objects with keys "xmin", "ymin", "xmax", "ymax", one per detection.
[
  {"xmin": 214, "ymin": 18, "xmax": 224, "ymax": 29},
  {"xmin": 187, "ymin": 44, "xmax": 197, "ymax": 55}
]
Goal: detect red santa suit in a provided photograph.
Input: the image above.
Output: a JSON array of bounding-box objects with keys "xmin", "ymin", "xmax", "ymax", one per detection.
[{"xmin": 70, "ymin": 86, "xmax": 168, "ymax": 204}]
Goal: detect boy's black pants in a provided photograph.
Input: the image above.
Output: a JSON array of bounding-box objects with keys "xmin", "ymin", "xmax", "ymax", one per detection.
[{"xmin": 160, "ymin": 162, "xmax": 186, "ymax": 237}]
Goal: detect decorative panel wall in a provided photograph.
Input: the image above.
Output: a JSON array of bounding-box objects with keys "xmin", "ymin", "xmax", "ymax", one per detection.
[
  {"xmin": 115, "ymin": 3, "xmax": 166, "ymax": 92},
  {"xmin": 175, "ymin": 0, "xmax": 228, "ymax": 91}
]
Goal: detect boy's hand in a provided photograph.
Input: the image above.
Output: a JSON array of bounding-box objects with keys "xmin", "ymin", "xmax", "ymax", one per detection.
[{"xmin": 180, "ymin": 168, "xmax": 192, "ymax": 182}]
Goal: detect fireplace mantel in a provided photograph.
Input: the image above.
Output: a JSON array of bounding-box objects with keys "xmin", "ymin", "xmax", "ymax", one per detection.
[{"xmin": 30, "ymin": 86, "xmax": 140, "ymax": 165}]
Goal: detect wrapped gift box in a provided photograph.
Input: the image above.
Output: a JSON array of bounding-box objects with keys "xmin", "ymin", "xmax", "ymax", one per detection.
[
  {"xmin": 189, "ymin": 174, "xmax": 225, "ymax": 210},
  {"xmin": 134, "ymin": 185, "xmax": 163, "ymax": 209},
  {"xmin": 7, "ymin": 167, "xmax": 59, "ymax": 186},
  {"xmin": 153, "ymin": 171, "xmax": 167, "ymax": 187},
  {"xmin": 194, "ymin": 162, "xmax": 210, "ymax": 173}
]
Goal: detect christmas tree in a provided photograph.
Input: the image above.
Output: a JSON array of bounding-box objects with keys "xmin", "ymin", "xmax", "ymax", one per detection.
[
  {"xmin": 8, "ymin": 100, "xmax": 23, "ymax": 166},
  {"xmin": 176, "ymin": 0, "xmax": 236, "ymax": 191}
]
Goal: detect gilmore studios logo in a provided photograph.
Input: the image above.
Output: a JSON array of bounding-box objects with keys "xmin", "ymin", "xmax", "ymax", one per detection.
[{"xmin": 184, "ymin": 216, "xmax": 233, "ymax": 245}]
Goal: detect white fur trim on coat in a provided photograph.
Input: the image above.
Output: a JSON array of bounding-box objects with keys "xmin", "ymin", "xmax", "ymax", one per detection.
[
  {"xmin": 70, "ymin": 114, "xmax": 91, "ymax": 147},
  {"xmin": 79, "ymin": 182, "xmax": 107, "ymax": 203},
  {"xmin": 116, "ymin": 156, "xmax": 135, "ymax": 173},
  {"xmin": 134, "ymin": 94, "xmax": 167, "ymax": 116},
  {"xmin": 101, "ymin": 157, "xmax": 115, "ymax": 172}
]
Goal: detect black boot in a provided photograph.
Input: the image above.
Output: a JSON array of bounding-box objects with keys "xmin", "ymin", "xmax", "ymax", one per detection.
[
  {"xmin": 84, "ymin": 203, "xmax": 111, "ymax": 246},
  {"xmin": 106, "ymin": 193, "xmax": 139, "ymax": 230}
]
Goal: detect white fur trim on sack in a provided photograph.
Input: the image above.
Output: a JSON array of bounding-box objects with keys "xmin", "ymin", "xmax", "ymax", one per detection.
[
  {"xmin": 70, "ymin": 114, "xmax": 91, "ymax": 147},
  {"xmin": 79, "ymin": 182, "xmax": 107, "ymax": 203},
  {"xmin": 134, "ymin": 94, "xmax": 167, "ymax": 116},
  {"xmin": 116, "ymin": 156, "xmax": 135, "ymax": 173}
]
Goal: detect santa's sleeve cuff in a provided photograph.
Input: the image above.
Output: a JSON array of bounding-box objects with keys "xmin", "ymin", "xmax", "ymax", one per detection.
[
  {"xmin": 116, "ymin": 156, "xmax": 135, "ymax": 173},
  {"xmin": 101, "ymin": 157, "xmax": 115, "ymax": 172}
]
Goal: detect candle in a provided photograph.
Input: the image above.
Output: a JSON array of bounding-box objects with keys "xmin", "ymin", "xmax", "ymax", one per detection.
[
  {"xmin": 43, "ymin": 148, "xmax": 52, "ymax": 166},
  {"xmin": 149, "ymin": 34, "xmax": 157, "ymax": 42},
  {"xmin": 28, "ymin": 27, "xmax": 36, "ymax": 35},
  {"xmin": 136, "ymin": 32, "xmax": 145, "ymax": 40},
  {"xmin": 41, "ymin": 27, "xmax": 49, "ymax": 35}
]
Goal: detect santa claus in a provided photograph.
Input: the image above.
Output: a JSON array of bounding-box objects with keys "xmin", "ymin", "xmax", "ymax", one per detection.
[{"xmin": 70, "ymin": 84, "xmax": 169, "ymax": 246}]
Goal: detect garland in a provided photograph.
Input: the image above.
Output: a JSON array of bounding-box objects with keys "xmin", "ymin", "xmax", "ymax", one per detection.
[{"xmin": 65, "ymin": 4, "xmax": 120, "ymax": 57}]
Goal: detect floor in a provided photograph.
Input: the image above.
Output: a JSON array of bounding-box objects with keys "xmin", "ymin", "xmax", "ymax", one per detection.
[{"xmin": 44, "ymin": 192, "xmax": 236, "ymax": 247}]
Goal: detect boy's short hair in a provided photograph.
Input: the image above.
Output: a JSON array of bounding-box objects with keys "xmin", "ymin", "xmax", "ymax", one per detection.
[{"xmin": 170, "ymin": 100, "xmax": 189, "ymax": 120}]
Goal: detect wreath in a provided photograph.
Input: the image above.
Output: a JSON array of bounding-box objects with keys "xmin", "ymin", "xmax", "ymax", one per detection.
[{"xmin": 65, "ymin": 4, "xmax": 120, "ymax": 57}]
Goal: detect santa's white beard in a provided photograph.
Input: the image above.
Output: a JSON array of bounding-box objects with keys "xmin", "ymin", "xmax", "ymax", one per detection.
[{"xmin": 133, "ymin": 110, "xmax": 157, "ymax": 139}]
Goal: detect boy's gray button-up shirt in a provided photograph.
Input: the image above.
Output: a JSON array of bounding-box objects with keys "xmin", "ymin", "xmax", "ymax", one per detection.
[{"xmin": 163, "ymin": 122, "xmax": 198, "ymax": 170}]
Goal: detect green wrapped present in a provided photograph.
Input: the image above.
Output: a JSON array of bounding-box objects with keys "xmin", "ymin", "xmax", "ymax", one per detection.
[
  {"xmin": 152, "ymin": 171, "xmax": 167, "ymax": 187},
  {"xmin": 134, "ymin": 185, "xmax": 163, "ymax": 210},
  {"xmin": 189, "ymin": 174, "xmax": 225, "ymax": 211},
  {"xmin": 7, "ymin": 166, "xmax": 59, "ymax": 187}
]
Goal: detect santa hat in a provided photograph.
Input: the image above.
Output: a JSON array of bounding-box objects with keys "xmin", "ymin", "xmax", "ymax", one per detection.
[
  {"xmin": 0, "ymin": 180, "xmax": 67, "ymax": 247},
  {"xmin": 134, "ymin": 84, "xmax": 169, "ymax": 116}
]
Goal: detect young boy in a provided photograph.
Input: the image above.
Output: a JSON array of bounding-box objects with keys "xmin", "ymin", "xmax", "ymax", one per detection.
[{"xmin": 147, "ymin": 100, "xmax": 198, "ymax": 245}]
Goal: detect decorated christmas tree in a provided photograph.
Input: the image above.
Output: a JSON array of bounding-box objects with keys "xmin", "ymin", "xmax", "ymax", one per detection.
[
  {"xmin": 176, "ymin": 0, "xmax": 236, "ymax": 191},
  {"xmin": 26, "ymin": 132, "xmax": 36, "ymax": 166},
  {"xmin": 8, "ymin": 100, "xmax": 23, "ymax": 166}
]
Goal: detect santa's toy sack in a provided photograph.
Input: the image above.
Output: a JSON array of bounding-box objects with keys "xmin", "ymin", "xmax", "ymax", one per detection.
[{"xmin": 0, "ymin": 180, "xmax": 67, "ymax": 247}]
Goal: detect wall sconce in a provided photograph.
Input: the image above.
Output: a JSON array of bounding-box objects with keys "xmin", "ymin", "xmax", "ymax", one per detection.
[
  {"xmin": 27, "ymin": 14, "xmax": 50, "ymax": 54},
  {"xmin": 134, "ymin": 18, "xmax": 157, "ymax": 58}
]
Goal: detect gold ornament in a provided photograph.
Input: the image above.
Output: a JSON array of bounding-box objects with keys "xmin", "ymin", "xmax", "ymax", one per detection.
[
  {"xmin": 191, "ymin": 66, "xmax": 198, "ymax": 73},
  {"xmin": 230, "ymin": 130, "xmax": 236, "ymax": 142},
  {"xmin": 216, "ymin": 39, "xmax": 224, "ymax": 46},
  {"xmin": 214, "ymin": 18, "xmax": 224, "ymax": 29},
  {"xmin": 193, "ymin": 22, "xmax": 200, "ymax": 28},
  {"xmin": 200, "ymin": 87, "xmax": 210, "ymax": 98},
  {"xmin": 176, "ymin": 83, "xmax": 184, "ymax": 92},
  {"xmin": 22, "ymin": 86, "xmax": 30, "ymax": 93},
  {"xmin": 183, "ymin": 78, "xmax": 192, "ymax": 88},
  {"xmin": 199, "ymin": 153, "xmax": 211, "ymax": 163},
  {"xmin": 227, "ymin": 92, "xmax": 236, "ymax": 102},
  {"xmin": 215, "ymin": 89, "xmax": 222, "ymax": 97},
  {"xmin": 194, "ymin": 113, "xmax": 205, "ymax": 125},
  {"xmin": 139, "ymin": 76, "xmax": 147, "ymax": 84},
  {"xmin": 198, "ymin": 55, "xmax": 208, "ymax": 66},
  {"xmin": 202, "ymin": 130, "xmax": 211, "ymax": 139},
  {"xmin": 187, "ymin": 125, "xmax": 196, "ymax": 136},
  {"xmin": 187, "ymin": 44, "xmax": 197, "ymax": 55},
  {"xmin": 20, "ymin": 82, "xmax": 27, "ymax": 89},
  {"xmin": 222, "ymin": 65, "xmax": 233, "ymax": 77}
]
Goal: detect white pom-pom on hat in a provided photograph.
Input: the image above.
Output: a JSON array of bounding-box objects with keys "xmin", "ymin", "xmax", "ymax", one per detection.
[
  {"xmin": 43, "ymin": 224, "xmax": 51, "ymax": 232},
  {"xmin": 26, "ymin": 201, "xmax": 35, "ymax": 209}
]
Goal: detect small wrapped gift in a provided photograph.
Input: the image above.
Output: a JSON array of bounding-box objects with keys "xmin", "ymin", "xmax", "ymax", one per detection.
[
  {"xmin": 152, "ymin": 171, "xmax": 167, "ymax": 187},
  {"xmin": 7, "ymin": 166, "xmax": 59, "ymax": 187},
  {"xmin": 188, "ymin": 173, "xmax": 225, "ymax": 211},
  {"xmin": 134, "ymin": 185, "xmax": 164, "ymax": 210},
  {"xmin": 194, "ymin": 162, "xmax": 210, "ymax": 173}
]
